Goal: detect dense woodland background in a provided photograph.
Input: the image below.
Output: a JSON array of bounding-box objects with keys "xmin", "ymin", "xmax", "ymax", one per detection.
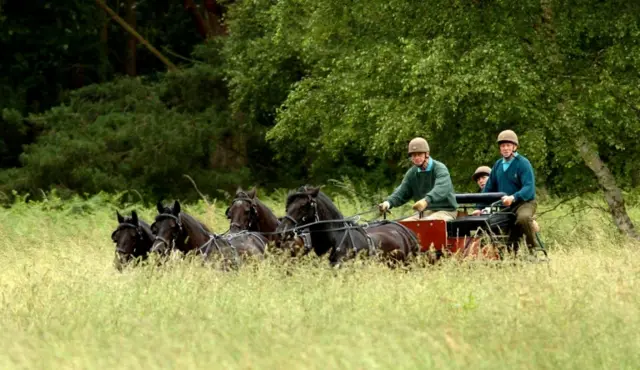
[{"xmin": 1, "ymin": 0, "xmax": 640, "ymax": 237}]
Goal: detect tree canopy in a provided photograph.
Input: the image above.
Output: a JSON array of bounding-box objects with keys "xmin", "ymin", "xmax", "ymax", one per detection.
[{"xmin": 2, "ymin": 0, "xmax": 640, "ymax": 237}]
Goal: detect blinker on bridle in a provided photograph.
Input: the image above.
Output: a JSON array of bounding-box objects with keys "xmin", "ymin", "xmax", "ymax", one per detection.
[
  {"xmin": 227, "ymin": 197, "xmax": 259, "ymax": 230},
  {"xmin": 279, "ymin": 195, "xmax": 319, "ymax": 243},
  {"xmin": 151, "ymin": 213, "xmax": 183, "ymax": 250},
  {"xmin": 112, "ymin": 222, "xmax": 145, "ymax": 255}
]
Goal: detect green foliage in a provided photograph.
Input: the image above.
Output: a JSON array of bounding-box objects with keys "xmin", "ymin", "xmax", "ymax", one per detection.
[
  {"xmin": 2, "ymin": 70, "xmax": 250, "ymax": 203},
  {"xmin": 539, "ymin": 1, "xmax": 640, "ymax": 192},
  {"xmin": 2, "ymin": 0, "xmax": 640, "ymax": 204},
  {"xmin": 222, "ymin": 0, "xmax": 640, "ymax": 194},
  {"xmin": 256, "ymin": 0, "xmax": 554, "ymax": 190},
  {"xmin": 0, "ymin": 108, "xmax": 30, "ymax": 167},
  {"xmin": 0, "ymin": 0, "xmax": 204, "ymax": 171}
]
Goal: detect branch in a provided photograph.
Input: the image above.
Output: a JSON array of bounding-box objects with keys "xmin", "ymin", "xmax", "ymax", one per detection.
[
  {"xmin": 183, "ymin": 174, "xmax": 210, "ymax": 207},
  {"xmin": 95, "ymin": 0, "xmax": 178, "ymax": 72},
  {"xmin": 161, "ymin": 46, "xmax": 203, "ymax": 64},
  {"xmin": 537, "ymin": 194, "xmax": 580, "ymax": 217}
]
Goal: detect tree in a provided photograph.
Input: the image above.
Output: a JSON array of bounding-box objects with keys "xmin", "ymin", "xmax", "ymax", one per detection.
[
  {"xmin": 250, "ymin": 0, "xmax": 640, "ymax": 238},
  {"xmin": 538, "ymin": 0, "xmax": 640, "ymax": 239}
]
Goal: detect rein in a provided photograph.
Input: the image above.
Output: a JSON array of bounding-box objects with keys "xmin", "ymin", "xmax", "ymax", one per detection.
[
  {"xmin": 198, "ymin": 229, "xmax": 268, "ymax": 256},
  {"xmin": 274, "ymin": 204, "xmax": 387, "ymax": 256}
]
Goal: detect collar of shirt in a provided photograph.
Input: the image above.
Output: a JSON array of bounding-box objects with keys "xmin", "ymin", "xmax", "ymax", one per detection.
[
  {"xmin": 417, "ymin": 157, "xmax": 434, "ymax": 172},
  {"xmin": 502, "ymin": 152, "xmax": 519, "ymax": 164}
]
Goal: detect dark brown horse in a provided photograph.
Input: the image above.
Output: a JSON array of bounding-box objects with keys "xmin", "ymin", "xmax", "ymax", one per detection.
[
  {"xmin": 111, "ymin": 210, "xmax": 155, "ymax": 271},
  {"xmin": 225, "ymin": 187, "xmax": 280, "ymax": 241},
  {"xmin": 276, "ymin": 186, "xmax": 419, "ymax": 267},
  {"xmin": 151, "ymin": 200, "xmax": 266, "ymax": 267},
  {"xmin": 150, "ymin": 200, "xmax": 214, "ymax": 257}
]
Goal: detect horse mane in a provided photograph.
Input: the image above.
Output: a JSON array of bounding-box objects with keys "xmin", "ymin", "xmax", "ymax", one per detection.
[
  {"xmin": 156, "ymin": 206, "xmax": 212, "ymax": 236},
  {"xmin": 286, "ymin": 186, "xmax": 346, "ymax": 222},
  {"xmin": 235, "ymin": 189, "xmax": 275, "ymax": 216},
  {"xmin": 179, "ymin": 212, "xmax": 213, "ymax": 235}
]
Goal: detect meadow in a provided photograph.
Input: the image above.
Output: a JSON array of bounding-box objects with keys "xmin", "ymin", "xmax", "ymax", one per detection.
[{"xmin": 1, "ymin": 190, "xmax": 640, "ymax": 369}]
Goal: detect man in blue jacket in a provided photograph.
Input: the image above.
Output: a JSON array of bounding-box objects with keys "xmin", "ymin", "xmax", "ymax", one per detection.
[{"xmin": 472, "ymin": 130, "xmax": 538, "ymax": 252}]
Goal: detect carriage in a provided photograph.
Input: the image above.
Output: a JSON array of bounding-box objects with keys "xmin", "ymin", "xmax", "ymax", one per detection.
[{"xmin": 398, "ymin": 192, "xmax": 548, "ymax": 261}]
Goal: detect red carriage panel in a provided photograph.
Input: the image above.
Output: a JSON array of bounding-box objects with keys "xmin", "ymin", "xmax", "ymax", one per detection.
[{"xmin": 398, "ymin": 220, "xmax": 447, "ymax": 252}]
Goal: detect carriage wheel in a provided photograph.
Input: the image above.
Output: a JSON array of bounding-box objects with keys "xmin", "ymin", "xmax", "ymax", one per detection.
[
  {"xmin": 463, "ymin": 238, "xmax": 502, "ymax": 261},
  {"xmin": 462, "ymin": 228, "xmax": 505, "ymax": 262}
]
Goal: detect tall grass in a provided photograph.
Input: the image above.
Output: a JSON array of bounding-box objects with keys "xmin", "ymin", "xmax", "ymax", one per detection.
[{"xmin": 1, "ymin": 189, "xmax": 639, "ymax": 369}]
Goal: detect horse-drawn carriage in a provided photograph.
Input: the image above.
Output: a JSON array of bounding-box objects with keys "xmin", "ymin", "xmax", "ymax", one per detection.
[
  {"xmin": 398, "ymin": 192, "xmax": 548, "ymax": 262},
  {"xmin": 111, "ymin": 187, "xmax": 548, "ymax": 271}
]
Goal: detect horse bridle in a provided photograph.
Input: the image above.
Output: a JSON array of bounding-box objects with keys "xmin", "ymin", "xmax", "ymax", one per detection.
[
  {"xmin": 112, "ymin": 223, "xmax": 145, "ymax": 255},
  {"xmin": 226, "ymin": 197, "xmax": 259, "ymax": 230},
  {"xmin": 278, "ymin": 196, "xmax": 324, "ymax": 255},
  {"xmin": 280, "ymin": 195, "xmax": 375, "ymax": 259},
  {"xmin": 151, "ymin": 213, "xmax": 184, "ymax": 251}
]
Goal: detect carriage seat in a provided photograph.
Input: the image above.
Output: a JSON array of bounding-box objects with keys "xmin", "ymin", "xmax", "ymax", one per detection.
[
  {"xmin": 455, "ymin": 192, "xmax": 507, "ymax": 206},
  {"xmin": 447, "ymin": 215, "xmax": 492, "ymax": 237}
]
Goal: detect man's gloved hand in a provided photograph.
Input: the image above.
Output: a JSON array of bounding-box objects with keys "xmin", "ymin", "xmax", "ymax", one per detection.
[
  {"xmin": 378, "ymin": 201, "xmax": 391, "ymax": 214},
  {"xmin": 501, "ymin": 195, "xmax": 515, "ymax": 206},
  {"xmin": 412, "ymin": 198, "xmax": 428, "ymax": 212}
]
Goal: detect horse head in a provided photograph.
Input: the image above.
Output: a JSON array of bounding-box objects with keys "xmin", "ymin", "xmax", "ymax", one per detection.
[
  {"xmin": 278, "ymin": 186, "xmax": 321, "ymax": 231},
  {"xmin": 275, "ymin": 185, "xmax": 346, "ymax": 258},
  {"xmin": 111, "ymin": 210, "xmax": 154, "ymax": 270},
  {"xmin": 150, "ymin": 200, "xmax": 184, "ymax": 256},
  {"xmin": 226, "ymin": 187, "xmax": 259, "ymax": 233}
]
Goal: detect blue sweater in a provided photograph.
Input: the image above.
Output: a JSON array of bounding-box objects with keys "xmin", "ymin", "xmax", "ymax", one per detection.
[{"xmin": 482, "ymin": 153, "xmax": 536, "ymax": 202}]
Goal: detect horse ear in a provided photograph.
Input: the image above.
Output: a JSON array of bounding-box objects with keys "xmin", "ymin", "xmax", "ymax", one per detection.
[
  {"xmin": 156, "ymin": 201, "xmax": 164, "ymax": 214},
  {"xmin": 173, "ymin": 200, "xmax": 181, "ymax": 215},
  {"xmin": 247, "ymin": 187, "xmax": 257, "ymax": 199},
  {"xmin": 116, "ymin": 211, "xmax": 124, "ymax": 224},
  {"xmin": 131, "ymin": 211, "xmax": 139, "ymax": 225},
  {"xmin": 309, "ymin": 186, "xmax": 320, "ymax": 197},
  {"xmin": 236, "ymin": 186, "xmax": 243, "ymax": 195}
]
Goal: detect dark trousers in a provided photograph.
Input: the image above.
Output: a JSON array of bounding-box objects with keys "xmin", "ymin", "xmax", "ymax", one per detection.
[{"xmin": 506, "ymin": 200, "xmax": 538, "ymax": 252}]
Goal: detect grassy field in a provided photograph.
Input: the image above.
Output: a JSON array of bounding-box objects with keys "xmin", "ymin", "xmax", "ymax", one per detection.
[{"xmin": 1, "ymin": 191, "xmax": 640, "ymax": 369}]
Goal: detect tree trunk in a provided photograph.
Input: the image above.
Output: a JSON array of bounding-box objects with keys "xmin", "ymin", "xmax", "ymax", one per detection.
[
  {"xmin": 95, "ymin": 0, "xmax": 177, "ymax": 71},
  {"xmin": 203, "ymin": 0, "xmax": 227, "ymax": 36},
  {"xmin": 71, "ymin": 65, "xmax": 85, "ymax": 88},
  {"xmin": 125, "ymin": 0, "xmax": 137, "ymax": 76},
  {"xmin": 577, "ymin": 137, "xmax": 640, "ymax": 240},
  {"xmin": 99, "ymin": 11, "xmax": 110, "ymax": 81},
  {"xmin": 184, "ymin": 0, "xmax": 210, "ymax": 38}
]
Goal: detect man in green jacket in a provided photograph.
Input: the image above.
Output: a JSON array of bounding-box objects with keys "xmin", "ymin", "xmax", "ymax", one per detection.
[{"xmin": 378, "ymin": 137, "xmax": 458, "ymax": 221}]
